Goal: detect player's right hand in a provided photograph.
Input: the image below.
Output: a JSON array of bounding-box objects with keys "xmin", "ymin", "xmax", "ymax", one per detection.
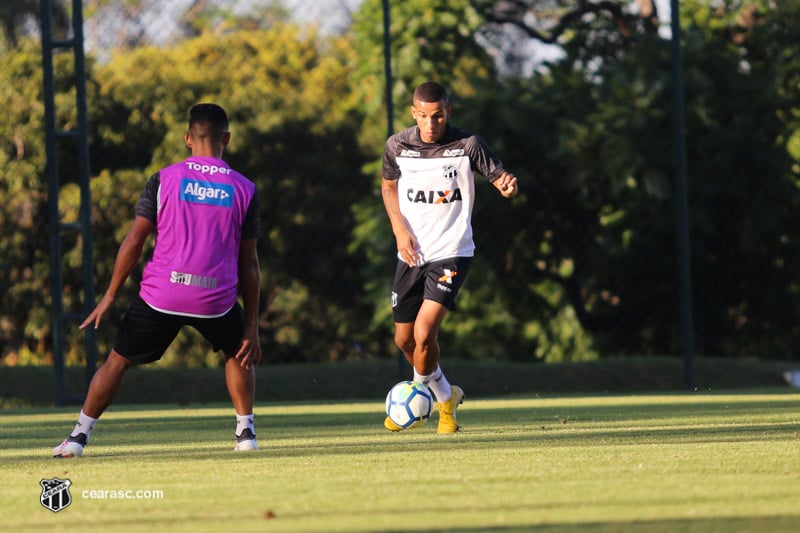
[{"xmin": 395, "ymin": 229, "xmax": 421, "ymax": 267}]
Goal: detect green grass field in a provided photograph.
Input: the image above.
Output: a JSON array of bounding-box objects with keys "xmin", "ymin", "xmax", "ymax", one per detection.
[{"xmin": 2, "ymin": 391, "xmax": 800, "ymax": 532}]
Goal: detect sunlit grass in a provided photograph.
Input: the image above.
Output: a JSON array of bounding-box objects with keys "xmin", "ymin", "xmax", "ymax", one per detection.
[{"xmin": 2, "ymin": 392, "xmax": 799, "ymax": 532}]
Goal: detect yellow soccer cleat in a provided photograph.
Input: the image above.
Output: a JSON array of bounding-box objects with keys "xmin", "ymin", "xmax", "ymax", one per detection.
[
  {"xmin": 436, "ymin": 385, "xmax": 464, "ymax": 434},
  {"xmin": 384, "ymin": 416, "xmax": 404, "ymax": 432}
]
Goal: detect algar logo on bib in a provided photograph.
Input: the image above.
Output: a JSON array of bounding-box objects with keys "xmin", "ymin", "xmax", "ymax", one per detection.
[{"xmin": 180, "ymin": 178, "xmax": 234, "ymax": 207}]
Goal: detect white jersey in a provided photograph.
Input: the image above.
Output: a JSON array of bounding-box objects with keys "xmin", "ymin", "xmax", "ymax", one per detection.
[{"xmin": 382, "ymin": 124, "xmax": 506, "ymax": 263}]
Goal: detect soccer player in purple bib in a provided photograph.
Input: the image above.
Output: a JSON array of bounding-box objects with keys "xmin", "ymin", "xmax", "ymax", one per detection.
[
  {"xmin": 54, "ymin": 103, "xmax": 262, "ymax": 457},
  {"xmin": 381, "ymin": 81, "xmax": 519, "ymax": 433}
]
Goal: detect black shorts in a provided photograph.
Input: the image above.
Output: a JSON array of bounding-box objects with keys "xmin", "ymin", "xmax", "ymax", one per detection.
[
  {"xmin": 391, "ymin": 257, "xmax": 473, "ymax": 323},
  {"xmin": 113, "ymin": 295, "xmax": 245, "ymax": 365}
]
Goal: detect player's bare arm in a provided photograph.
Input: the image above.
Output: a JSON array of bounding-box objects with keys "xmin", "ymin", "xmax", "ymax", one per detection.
[
  {"xmin": 381, "ymin": 177, "xmax": 421, "ymax": 266},
  {"xmin": 80, "ymin": 216, "xmax": 155, "ymax": 331},
  {"xmin": 492, "ymin": 171, "xmax": 519, "ymax": 199},
  {"xmin": 235, "ymin": 238, "xmax": 261, "ymax": 369}
]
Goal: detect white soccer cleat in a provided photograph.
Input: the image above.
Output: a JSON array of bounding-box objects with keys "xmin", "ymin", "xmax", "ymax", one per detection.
[
  {"xmin": 234, "ymin": 439, "xmax": 258, "ymax": 451},
  {"xmin": 234, "ymin": 428, "xmax": 258, "ymax": 451},
  {"xmin": 53, "ymin": 434, "xmax": 87, "ymax": 458}
]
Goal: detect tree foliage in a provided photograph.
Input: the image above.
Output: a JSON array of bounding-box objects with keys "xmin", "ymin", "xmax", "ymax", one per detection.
[
  {"xmin": 2, "ymin": 0, "xmax": 800, "ymax": 366},
  {"xmin": 457, "ymin": 0, "xmax": 800, "ymax": 359},
  {"xmin": 88, "ymin": 26, "xmax": 371, "ymax": 364}
]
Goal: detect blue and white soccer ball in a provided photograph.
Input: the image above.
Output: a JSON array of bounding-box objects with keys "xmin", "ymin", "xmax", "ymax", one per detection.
[{"xmin": 385, "ymin": 380, "xmax": 433, "ymax": 429}]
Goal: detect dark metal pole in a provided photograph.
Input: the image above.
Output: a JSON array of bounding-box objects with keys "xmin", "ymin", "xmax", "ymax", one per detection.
[
  {"xmin": 40, "ymin": 0, "xmax": 65, "ymax": 406},
  {"xmin": 41, "ymin": 0, "xmax": 96, "ymax": 405},
  {"xmin": 71, "ymin": 0, "xmax": 98, "ymax": 390},
  {"xmin": 381, "ymin": 0, "xmax": 405, "ymax": 380},
  {"xmin": 670, "ymin": 0, "xmax": 695, "ymax": 390},
  {"xmin": 381, "ymin": 0, "xmax": 394, "ymax": 138}
]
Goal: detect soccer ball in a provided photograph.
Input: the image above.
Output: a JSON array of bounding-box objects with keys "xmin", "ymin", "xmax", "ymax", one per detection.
[{"xmin": 385, "ymin": 380, "xmax": 433, "ymax": 429}]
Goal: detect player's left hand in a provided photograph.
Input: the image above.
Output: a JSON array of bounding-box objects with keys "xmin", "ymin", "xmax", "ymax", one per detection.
[
  {"xmin": 494, "ymin": 172, "xmax": 518, "ymax": 198},
  {"xmin": 79, "ymin": 294, "xmax": 116, "ymax": 330}
]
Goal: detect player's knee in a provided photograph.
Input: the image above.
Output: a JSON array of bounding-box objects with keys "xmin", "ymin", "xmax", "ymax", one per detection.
[
  {"xmin": 394, "ymin": 333, "xmax": 415, "ymax": 354},
  {"xmin": 413, "ymin": 330, "xmax": 437, "ymax": 351},
  {"xmin": 107, "ymin": 350, "xmax": 133, "ymax": 372}
]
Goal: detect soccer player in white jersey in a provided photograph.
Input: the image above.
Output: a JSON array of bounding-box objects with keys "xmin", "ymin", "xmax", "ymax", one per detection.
[{"xmin": 381, "ymin": 81, "xmax": 518, "ymax": 433}]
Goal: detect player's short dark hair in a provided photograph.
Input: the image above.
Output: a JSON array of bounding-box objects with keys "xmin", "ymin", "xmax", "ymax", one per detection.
[
  {"xmin": 188, "ymin": 103, "xmax": 229, "ymax": 141},
  {"xmin": 413, "ymin": 82, "xmax": 448, "ymax": 105}
]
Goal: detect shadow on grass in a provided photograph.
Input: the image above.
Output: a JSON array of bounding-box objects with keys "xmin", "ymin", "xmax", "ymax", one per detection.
[
  {"xmin": 14, "ymin": 511, "xmax": 800, "ymax": 532},
  {"xmin": 364, "ymin": 515, "xmax": 800, "ymax": 532},
  {"xmin": 4, "ymin": 395, "xmax": 800, "ymax": 463},
  {"xmin": 2, "ymin": 356, "xmax": 796, "ymax": 408}
]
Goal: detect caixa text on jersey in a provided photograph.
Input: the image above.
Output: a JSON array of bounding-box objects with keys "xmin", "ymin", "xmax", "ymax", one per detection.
[{"xmin": 406, "ymin": 188, "xmax": 463, "ymax": 204}]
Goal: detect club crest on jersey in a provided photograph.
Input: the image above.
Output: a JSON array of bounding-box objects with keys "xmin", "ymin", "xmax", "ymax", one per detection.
[
  {"xmin": 40, "ymin": 478, "xmax": 72, "ymax": 513},
  {"xmin": 180, "ymin": 178, "xmax": 233, "ymax": 207},
  {"xmin": 442, "ymin": 164, "xmax": 459, "ymax": 180},
  {"xmin": 407, "ymin": 188, "xmax": 462, "ymax": 204}
]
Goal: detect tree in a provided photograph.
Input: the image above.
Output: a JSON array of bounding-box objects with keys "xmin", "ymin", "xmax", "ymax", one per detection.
[
  {"xmin": 348, "ymin": 0, "xmax": 800, "ymax": 362},
  {"xmin": 0, "ymin": 0, "xmax": 69, "ymax": 50},
  {"xmin": 349, "ymin": 0, "xmax": 532, "ymax": 360},
  {"xmin": 468, "ymin": 0, "xmax": 800, "ymax": 359},
  {"xmin": 1, "ymin": 23, "xmax": 375, "ymax": 366},
  {"xmin": 0, "ymin": 38, "xmax": 56, "ymax": 363},
  {"xmin": 85, "ymin": 26, "xmax": 372, "ymax": 364},
  {"xmin": 4, "ymin": 0, "xmax": 800, "ymax": 367},
  {"xmin": 471, "ymin": 0, "xmax": 661, "ymax": 77}
]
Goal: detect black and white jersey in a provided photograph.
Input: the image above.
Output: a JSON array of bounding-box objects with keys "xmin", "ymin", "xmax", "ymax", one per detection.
[{"xmin": 382, "ymin": 124, "xmax": 506, "ymax": 263}]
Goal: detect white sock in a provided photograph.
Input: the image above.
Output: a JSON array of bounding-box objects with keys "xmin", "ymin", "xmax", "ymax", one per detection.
[
  {"xmin": 70, "ymin": 410, "xmax": 97, "ymax": 438},
  {"xmin": 235, "ymin": 413, "xmax": 255, "ymax": 437},
  {"xmin": 414, "ymin": 365, "xmax": 452, "ymax": 403}
]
